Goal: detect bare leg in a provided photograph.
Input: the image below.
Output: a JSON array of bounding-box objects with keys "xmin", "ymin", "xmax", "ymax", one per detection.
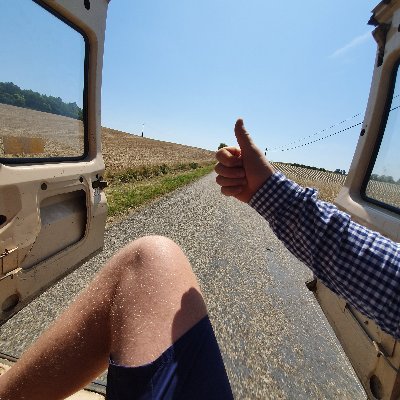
[{"xmin": 0, "ymin": 236, "xmax": 207, "ymax": 400}]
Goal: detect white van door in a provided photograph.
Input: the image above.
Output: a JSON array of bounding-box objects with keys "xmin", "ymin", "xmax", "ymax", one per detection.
[
  {"xmin": 312, "ymin": 2, "xmax": 400, "ymax": 398},
  {"xmin": 0, "ymin": 0, "xmax": 109, "ymax": 322}
]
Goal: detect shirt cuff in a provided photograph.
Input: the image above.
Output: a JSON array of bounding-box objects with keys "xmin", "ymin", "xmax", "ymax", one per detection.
[{"xmin": 249, "ymin": 171, "xmax": 303, "ymax": 220}]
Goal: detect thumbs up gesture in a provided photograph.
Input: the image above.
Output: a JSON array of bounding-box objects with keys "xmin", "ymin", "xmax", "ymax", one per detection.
[{"xmin": 215, "ymin": 119, "xmax": 274, "ymax": 203}]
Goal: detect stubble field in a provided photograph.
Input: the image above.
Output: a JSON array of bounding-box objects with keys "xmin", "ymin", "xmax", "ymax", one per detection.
[
  {"xmin": 0, "ymin": 103, "xmax": 215, "ymax": 168},
  {"xmin": 272, "ymin": 161, "xmax": 400, "ymax": 208},
  {"xmin": 271, "ymin": 162, "xmax": 346, "ymax": 203},
  {"xmin": 101, "ymin": 127, "xmax": 215, "ymax": 171}
]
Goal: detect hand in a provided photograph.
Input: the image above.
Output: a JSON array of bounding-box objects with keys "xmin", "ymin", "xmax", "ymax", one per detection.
[{"xmin": 215, "ymin": 119, "xmax": 274, "ymax": 203}]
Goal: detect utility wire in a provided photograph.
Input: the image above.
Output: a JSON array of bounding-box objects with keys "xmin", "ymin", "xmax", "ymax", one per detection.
[
  {"xmin": 268, "ymin": 101, "xmax": 400, "ymax": 153},
  {"xmin": 268, "ymin": 111, "xmax": 363, "ymax": 152},
  {"xmin": 269, "ymin": 122, "xmax": 362, "ymax": 153}
]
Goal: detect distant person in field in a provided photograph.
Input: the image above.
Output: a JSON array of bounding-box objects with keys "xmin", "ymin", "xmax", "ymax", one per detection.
[{"xmin": 1, "ymin": 119, "xmax": 400, "ymax": 400}]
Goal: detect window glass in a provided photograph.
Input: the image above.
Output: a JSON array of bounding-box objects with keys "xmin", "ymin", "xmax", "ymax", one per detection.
[
  {"xmin": 0, "ymin": 0, "xmax": 86, "ymax": 161},
  {"xmin": 365, "ymin": 65, "xmax": 400, "ymax": 210}
]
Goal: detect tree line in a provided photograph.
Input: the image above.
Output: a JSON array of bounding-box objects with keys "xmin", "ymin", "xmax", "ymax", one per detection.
[
  {"xmin": 370, "ymin": 173, "xmax": 400, "ymax": 185},
  {"xmin": 0, "ymin": 82, "xmax": 83, "ymax": 120}
]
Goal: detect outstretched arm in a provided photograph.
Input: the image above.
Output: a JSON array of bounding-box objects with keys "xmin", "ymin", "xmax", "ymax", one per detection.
[{"xmin": 215, "ymin": 119, "xmax": 400, "ymax": 339}]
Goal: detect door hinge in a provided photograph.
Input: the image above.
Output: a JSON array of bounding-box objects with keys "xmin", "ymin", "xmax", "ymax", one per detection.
[
  {"xmin": 92, "ymin": 177, "xmax": 108, "ymax": 197},
  {"xmin": 92, "ymin": 178, "xmax": 108, "ymax": 190}
]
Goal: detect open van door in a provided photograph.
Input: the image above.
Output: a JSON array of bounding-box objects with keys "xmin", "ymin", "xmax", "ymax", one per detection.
[
  {"xmin": 311, "ymin": 1, "xmax": 400, "ymax": 398},
  {"xmin": 0, "ymin": 0, "xmax": 109, "ymax": 322}
]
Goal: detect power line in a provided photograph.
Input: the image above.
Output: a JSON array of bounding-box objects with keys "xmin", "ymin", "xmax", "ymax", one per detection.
[
  {"xmin": 268, "ymin": 101, "xmax": 400, "ymax": 153},
  {"xmin": 269, "ymin": 122, "xmax": 362, "ymax": 153},
  {"xmin": 268, "ymin": 111, "xmax": 363, "ymax": 152}
]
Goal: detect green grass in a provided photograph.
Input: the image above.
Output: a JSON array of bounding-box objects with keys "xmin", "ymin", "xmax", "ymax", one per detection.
[
  {"xmin": 105, "ymin": 163, "xmax": 214, "ymax": 221},
  {"xmin": 105, "ymin": 162, "xmax": 204, "ymax": 184}
]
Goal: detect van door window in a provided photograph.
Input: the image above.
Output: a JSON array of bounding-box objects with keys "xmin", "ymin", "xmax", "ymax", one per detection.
[
  {"xmin": 0, "ymin": 0, "xmax": 87, "ymax": 163},
  {"xmin": 364, "ymin": 63, "xmax": 400, "ymax": 211}
]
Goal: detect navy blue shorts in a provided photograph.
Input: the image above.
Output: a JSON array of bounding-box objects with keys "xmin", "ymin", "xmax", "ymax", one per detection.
[{"xmin": 106, "ymin": 316, "xmax": 233, "ymax": 400}]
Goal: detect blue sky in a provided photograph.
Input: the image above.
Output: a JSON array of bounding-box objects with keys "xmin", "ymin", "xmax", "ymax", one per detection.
[
  {"xmin": 101, "ymin": 0, "xmax": 379, "ymax": 171},
  {"xmin": 0, "ymin": 1, "xmax": 84, "ymax": 107}
]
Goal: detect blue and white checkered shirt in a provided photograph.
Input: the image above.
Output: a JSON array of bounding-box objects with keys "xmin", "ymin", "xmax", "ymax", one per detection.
[{"xmin": 249, "ymin": 172, "xmax": 400, "ymax": 339}]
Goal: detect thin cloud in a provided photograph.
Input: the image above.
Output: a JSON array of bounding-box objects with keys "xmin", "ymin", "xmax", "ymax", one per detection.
[{"xmin": 329, "ymin": 31, "xmax": 372, "ymax": 58}]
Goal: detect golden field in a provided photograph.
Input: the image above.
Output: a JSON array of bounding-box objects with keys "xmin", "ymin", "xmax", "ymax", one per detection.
[
  {"xmin": 101, "ymin": 127, "xmax": 214, "ymax": 171},
  {"xmin": 272, "ymin": 162, "xmax": 400, "ymax": 208},
  {"xmin": 0, "ymin": 103, "xmax": 215, "ymax": 168},
  {"xmin": 271, "ymin": 162, "xmax": 345, "ymax": 203}
]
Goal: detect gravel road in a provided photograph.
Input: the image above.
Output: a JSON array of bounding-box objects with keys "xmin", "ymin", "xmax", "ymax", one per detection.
[{"xmin": 0, "ymin": 173, "xmax": 366, "ymax": 399}]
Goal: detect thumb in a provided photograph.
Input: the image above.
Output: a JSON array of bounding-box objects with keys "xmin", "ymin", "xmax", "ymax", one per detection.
[
  {"xmin": 234, "ymin": 119, "xmax": 262, "ymax": 156},
  {"xmin": 233, "ymin": 118, "xmax": 275, "ymax": 200}
]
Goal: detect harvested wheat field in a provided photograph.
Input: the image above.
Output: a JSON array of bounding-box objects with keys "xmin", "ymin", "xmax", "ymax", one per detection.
[
  {"xmin": 101, "ymin": 127, "xmax": 214, "ymax": 171},
  {"xmin": 272, "ymin": 161, "xmax": 400, "ymax": 208},
  {"xmin": 365, "ymin": 180, "xmax": 400, "ymax": 208},
  {"xmin": 272, "ymin": 162, "xmax": 346, "ymax": 203},
  {"xmin": 0, "ymin": 103, "xmax": 215, "ymax": 170},
  {"xmin": 0, "ymin": 103, "xmax": 83, "ymax": 158}
]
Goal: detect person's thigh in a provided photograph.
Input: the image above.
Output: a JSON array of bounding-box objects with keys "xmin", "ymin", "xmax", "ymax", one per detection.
[
  {"xmin": 106, "ymin": 236, "xmax": 232, "ymax": 399},
  {"xmin": 109, "ymin": 235, "xmax": 207, "ymax": 366}
]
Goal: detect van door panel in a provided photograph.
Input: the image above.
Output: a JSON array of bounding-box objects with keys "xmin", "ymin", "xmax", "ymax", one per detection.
[{"xmin": 0, "ymin": 0, "xmax": 109, "ymax": 321}]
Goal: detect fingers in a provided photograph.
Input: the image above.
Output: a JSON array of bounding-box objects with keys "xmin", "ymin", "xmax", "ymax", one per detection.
[
  {"xmin": 215, "ymin": 144, "xmax": 246, "ymax": 198},
  {"xmin": 214, "ymin": 163, "xmax": 245, "ymax": 178},
  {"xmin": 215, "ymin": 175, "xmax": 247, "ymax": 187},
  {"xmin": 214, "ymin": 118, "xmax": 273, "ymax": 202},
  {"xmin": 220, "ymin": 186, "xmax": 243, "ymax": 196},
  {"xmin": 215, "ymin": 173, "xmax": 247, "ymax": 198},
  {"xmin": 215, "ymin": 146, "xmax": 242, "ymax": 167}
]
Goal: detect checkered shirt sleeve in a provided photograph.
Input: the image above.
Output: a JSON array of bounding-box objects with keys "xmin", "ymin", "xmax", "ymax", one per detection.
[{"xmin": 249, "ymin": 172, "xmax": 400, "ymax": 339}]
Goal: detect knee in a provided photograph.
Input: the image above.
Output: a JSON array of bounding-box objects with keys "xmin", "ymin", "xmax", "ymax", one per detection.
[
  {"xmin": 129, "ymin": 235, "xmax": 180, "ymax": 257},
  {"xmin": 117, "ymin": 235, "xmax": 188, "ymax": 273},
  {"xmin": 132, "ymin": 235, "xmax": 176, "ymax": 249}
]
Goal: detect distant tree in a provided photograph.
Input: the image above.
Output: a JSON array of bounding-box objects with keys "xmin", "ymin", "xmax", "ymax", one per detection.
[
  {"xmin": 218, "ymin": 143, "xmax": 227, "ymax": 150},
  {"xmin": 371, "ymin": 174, "xmax": 379, "ymax": 181},
  {"xmin": 77, "ymin": 108, "xmax": 84, "ymax": 121},
  {"xmin": 12, "ymin": 93, "xmax": 25, "ymax": 107},
  {"xmin": 289, "ymin": 162, "xmax": 327, "ymax": 172},
  {"xmin": 381, "ymin": 175, "xmax": 395, "ymax": 183},
  {"xmin": 0, "ymin": 93, "xmax": 15, "ymax": 106},
  {"xmin": 370, "ymin": 173, "xmax": 398, "ymax": 184}
]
